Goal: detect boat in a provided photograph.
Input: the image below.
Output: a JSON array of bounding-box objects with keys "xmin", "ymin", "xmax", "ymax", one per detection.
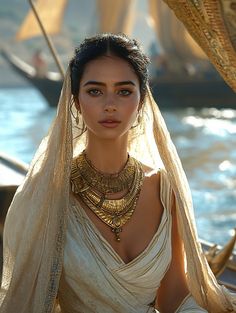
[
  {"xmin": 151, "ymin": 75, "xmax": 236, "ymax": 108},
  {"xmin": 0, "ymin": 49, "xmax": 62, "ymax": 107},
  {"xmin": 1, "ymin": 0, "xmax": 236, "ymax": 288},
  {"xmin": 202, "ymin": 238, "xmax": 236, "ymax": 292},
  {"xmin": 0, "ymin": 153, "xmax": 28, "ymax": 274},
  {"xmin": 149, "ymin": 0, "xmax": 236, "ymax": 108},
  {"xmin": 2, "ymin": 48, "xmax": 235, "ymax": 109},
  {"xmin": 2, "ymin": 0, "xmax": 235, "ymax": 108},
  {"xmin": 0, "ymin": 153, "xmax": 28, "ymax": 229}
]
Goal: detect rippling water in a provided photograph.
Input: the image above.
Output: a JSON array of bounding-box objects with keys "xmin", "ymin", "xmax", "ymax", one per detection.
[{"xmin": 0, "ymin": 87, "xmax": 235, "ymax": 247}]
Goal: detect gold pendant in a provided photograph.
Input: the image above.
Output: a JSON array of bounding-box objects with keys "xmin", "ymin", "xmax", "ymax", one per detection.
[{"xmin": 112, "ymin": 227, "xmax": 122, "ymax": 242}]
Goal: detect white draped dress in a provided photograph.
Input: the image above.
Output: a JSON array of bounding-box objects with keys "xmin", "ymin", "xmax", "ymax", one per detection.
[{"xmin": 58, "ymin": 170, "xmax": 206, "ymax": 313}]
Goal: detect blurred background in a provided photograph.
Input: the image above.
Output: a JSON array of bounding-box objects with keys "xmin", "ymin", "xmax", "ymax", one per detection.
[{"xmin": 0, "ymin": 0, "xmax": 236, "ymax": 250}]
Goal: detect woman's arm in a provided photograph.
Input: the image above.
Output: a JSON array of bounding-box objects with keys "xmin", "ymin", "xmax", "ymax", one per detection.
[{"xmin": 155, "ymin": 194, "xmax": 189, "ymax": 313}]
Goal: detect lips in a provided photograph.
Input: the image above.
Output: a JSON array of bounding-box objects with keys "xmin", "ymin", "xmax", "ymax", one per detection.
[
  {"xmin": 99, "ymin": 119, "xmax": 121, "ymax": 123},
  {"xmin": 99, "ymin": 119, "xmax": 121, "ymax": 128}
]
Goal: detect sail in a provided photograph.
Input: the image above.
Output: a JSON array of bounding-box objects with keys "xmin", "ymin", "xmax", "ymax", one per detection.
[
  {"xmin": 162, "ymin": 0, "xmax": 236, "ymax": 91},
  {"xmin": 97, "ymin": 0, "xmax": 136, "ymax": 35},
  {"xmin": 149, "ymin": 0, "xmax": 207, "ymax": 66},
  {"xmin": 16, "ymin": 0, "xmax": 67, "ymax": 41}
]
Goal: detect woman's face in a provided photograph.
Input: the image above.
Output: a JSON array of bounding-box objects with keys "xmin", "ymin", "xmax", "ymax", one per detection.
[{"xmin": 77, "ymin": 55, "xmax": 141, "ymax": 141}]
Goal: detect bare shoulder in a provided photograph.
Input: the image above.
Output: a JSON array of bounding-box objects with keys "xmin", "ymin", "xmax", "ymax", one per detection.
[
  {"xmin": 138, "ymin": 163, "xmax": 164, "ymax": 226},
  {"xmin": 140, "ymin": 162, "xmax": 162, "ymax": 193},
  {"xmin": 141, "ymin": 163, "xmax": 176, "ymax": 213}
]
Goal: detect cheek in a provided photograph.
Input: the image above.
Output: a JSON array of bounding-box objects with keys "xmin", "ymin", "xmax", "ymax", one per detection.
[
  {"xmin": 124, "ymin": 94, "xmax": 140, "ymax": 116},
  {"xmin": 80, "ymin": 106, "xmax": 97, "ymax": 126},
  {"xmin": 78, "ymin": 93, "xmax": 96, "ymax": 116},
  {"xmin": 125, "ymin": 104, "xmax": 138, "ymax": 117},
  {"xmin": 77, "ymin": 96, "xmax": 93, "ymax": 126}
]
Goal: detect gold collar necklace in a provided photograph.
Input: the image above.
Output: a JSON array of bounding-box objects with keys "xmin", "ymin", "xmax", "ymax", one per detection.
[
  {"xmin": 78, "ymin": 151, "xmax": 135, "ymax": 194},
  {"xmin": 71, "ymin": 151, "xmax": 144, "ymax": 241}
]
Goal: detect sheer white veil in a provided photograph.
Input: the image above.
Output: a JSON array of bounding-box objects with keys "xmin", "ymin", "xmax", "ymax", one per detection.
[{"xmin": 0, "ymin": 48, "xmax": 235, "ymax": 313}]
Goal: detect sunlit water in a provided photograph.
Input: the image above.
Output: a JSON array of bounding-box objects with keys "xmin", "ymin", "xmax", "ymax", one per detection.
[{"xmin": 0, "ymin": 87, "xmax": 235, "ymax": 248}]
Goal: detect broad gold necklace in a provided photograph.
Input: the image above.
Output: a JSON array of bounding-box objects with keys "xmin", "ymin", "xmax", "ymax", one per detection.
[{"xmin": 71, "ymin": 151, "xmax": 144, "ymax": 241}]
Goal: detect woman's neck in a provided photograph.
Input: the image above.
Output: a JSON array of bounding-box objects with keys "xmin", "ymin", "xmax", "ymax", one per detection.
[{"xmin": 85, "ymin": 137, "xmax": 129, "ymax": 174}]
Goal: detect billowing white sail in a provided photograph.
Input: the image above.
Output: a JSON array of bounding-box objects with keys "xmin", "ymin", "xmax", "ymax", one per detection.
[
  {"xmin": 16, "ymin": 0, "xmax": 67, "ymax": 41},
  {"xmin": 149, "ymin": 0, "xmax": 207, "ymax": 72},
  {"xmin": 97, "ymin": 0, "xmax": 136, "ymax": 35}
]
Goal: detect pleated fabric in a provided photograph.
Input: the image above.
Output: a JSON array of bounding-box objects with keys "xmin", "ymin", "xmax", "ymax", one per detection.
[{"xmin": 58, "ymin": 169, "xmax": 172, "ymax": 313}]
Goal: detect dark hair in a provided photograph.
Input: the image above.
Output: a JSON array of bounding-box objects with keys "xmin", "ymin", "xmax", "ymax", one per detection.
[{"xmin": 70, "ymin": 33, "xmax": 150, "ymax": 103}]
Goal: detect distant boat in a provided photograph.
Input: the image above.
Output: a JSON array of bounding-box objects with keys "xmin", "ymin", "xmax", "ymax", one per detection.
[
  {"xmin": 148, "ymin": 0, "xmax": 236, "ymax": 108},
  {"xmin": 2, "ymin": 48, "xmax": 236, "ymax": 109},
  {"xmin": 3, "ymin": 0, "xmax": 235, "ymax": 108},
  {"xmin": 1, "ymin": 49, "xmax": 62, "ymax": 107},
  {"xmin": 150, "ymin": 74, "xmax": 236, "ymax": 108}
]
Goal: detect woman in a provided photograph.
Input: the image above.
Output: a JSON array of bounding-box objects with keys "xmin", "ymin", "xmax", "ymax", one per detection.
[{"xmin": 0, "ymin": 34, "xmax": 235, "ymax": 313}]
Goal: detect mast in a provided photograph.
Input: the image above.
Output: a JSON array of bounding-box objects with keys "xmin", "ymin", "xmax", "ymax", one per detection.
[{"xmin": 16, "ymin": 0, "xmax": 67, "ymax": 78}]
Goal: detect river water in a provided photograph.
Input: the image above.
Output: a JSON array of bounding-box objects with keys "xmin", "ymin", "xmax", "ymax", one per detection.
[{"xmin": 0, "ymin": 87, "xmax": 235, "ymax": 248}]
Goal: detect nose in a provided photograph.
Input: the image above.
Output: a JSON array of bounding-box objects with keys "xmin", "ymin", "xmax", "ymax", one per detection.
[{"xmin": 104, "ymin": 94, "xmax": 116, "ymax": 112}]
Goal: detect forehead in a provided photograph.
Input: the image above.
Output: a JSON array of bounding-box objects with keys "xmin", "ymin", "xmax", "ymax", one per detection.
[{"xmin": 81, "ymin": 55, "xmax": 139, "ymax": 83}]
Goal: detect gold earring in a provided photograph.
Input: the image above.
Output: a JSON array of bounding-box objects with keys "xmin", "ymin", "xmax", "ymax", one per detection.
[
  {"xmin": 137, "ymin": 112, "xmax": 141, "ymax": 124},
  {"xmin": 75, "ymin": 109, "xmax": 79, "ymax": 125},
  {"xmin": 131, "ymin": 112, "xmax": 141, "ymax": 129}
]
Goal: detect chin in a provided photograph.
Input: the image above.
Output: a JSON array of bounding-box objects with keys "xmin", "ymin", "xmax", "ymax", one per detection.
[{"xmin": 89, "ymin": 127, "xmax": 129, "ymax": 141}]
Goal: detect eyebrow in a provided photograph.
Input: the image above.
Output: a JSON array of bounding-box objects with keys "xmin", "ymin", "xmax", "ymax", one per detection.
[{"xmin": 82, "ymin": 80, "xmax": 136, "ymax": 87}]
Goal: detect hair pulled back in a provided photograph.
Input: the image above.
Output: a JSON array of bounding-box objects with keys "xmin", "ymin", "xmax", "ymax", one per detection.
[{"xmin": 70, "ymin": 33, "xmax": 150, "ymax": 103}]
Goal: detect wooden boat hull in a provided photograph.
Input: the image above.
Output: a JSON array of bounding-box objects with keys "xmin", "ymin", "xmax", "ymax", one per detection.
[
  {"xmin": 1, "ymin": 49, "xmax": 62, "ymax": 107},
  {"xmin": 201, "ymin": 241, "xmax": 236, "ymax": 292},
  {"xmin": 0, "ymin": 153, "xmax": 28, "ymax": 275},
  {"xmin": 151, "ymin": 76, "xmax": 236, "ymax": 109},
  {"xmin": 0, "ymin": 153, "xmax": 28, "ymax": 227},
  {"xmin": 2, "ymin": 50, "xmax": 236, "ymax": 108}
]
